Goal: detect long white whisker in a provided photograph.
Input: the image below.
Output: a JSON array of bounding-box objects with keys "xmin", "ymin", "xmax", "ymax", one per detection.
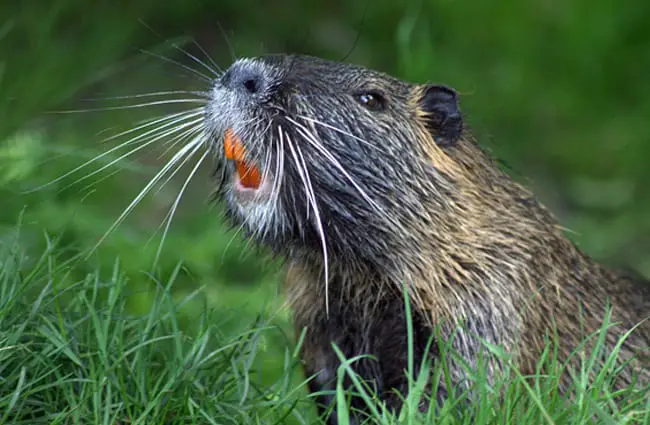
[
  {"xmin": 271, "ymin": 127, "xmax": 284, "ymax": 211},
  {"xmin": 86, "ymin": 138, "xmax": 203, "ymax": 258},
  {"xmin": 154, "ymin": 127, "xmax": 207, "ymax": 195},
  {"xmin": 238, "ymin": 232, "xmax": 258, "ymax": 263},
  {"xmin": 192, "ymin": 39, "xmax": 223, "ymax": 74},
  {"xmin": 34, "ymin": 110, "xmax": 204, "ymax": 192},
  {"xmin": 88, "ymin": 113, "xmax": 203, "ymax": 191},
  {"xmin": 256, "ymin": 136, "xmax": 276, "ymax": 241},
  {"xmin": 24, "ymin": 110, "xmax": 205, "ymax": 194},
  {"xmin": 78, "ymin": 167, "xmax": 123, "ymax": 195},
  {"xmin": 77, "ymin": 90, "xmax": 209, "ymax": 102},
  {"xmin": 286, "ymin": 116, "xmax": 393, "ymax": 224},
  {"xmin": 283, "ymin": 127, "xmax": 330, "ymax": 317},
  {"xmin": 296, "ymin": 114, "xmax": 389, "ymax": 154},
  {"xmin": 24, "ymin": 111, "xmax": 195, "ymax": 193},
  {"xmin": 137, "ymin": 48, "xmax": 213, "ymax": 83},
  {"xmin": 158, "ymin": 118, "xmax": 206, "ymax": 155},
  {"xmin": 221, "ymin": 220, "xmax": 249, "ymax": 265},
  {"xmin": 58, "ymin": 117, "xmax": 204, "ymax": 192},
  {"xmin": 153, "ymin": 146, "xmax": 209, "ymax": 269},
  {"xmin": 216, "ymin": 21, "xmax": 238, "ymax": 62},
  {"xmin": 169, "ymin": 41, "xmax": 221, "ymax": 79},
  {"xmin": 48, "ymin": 98, "xmax": 207, "ymax": 114},
  {"xmin": 144, "ymin": 132, "xmax": 207, "ymax": 249},
  {"xmin": 96, "ymin": 108, "xmax": 204, "ymax": 145}
]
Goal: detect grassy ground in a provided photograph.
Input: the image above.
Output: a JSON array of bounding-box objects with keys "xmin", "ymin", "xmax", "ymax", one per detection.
[
  {"xmin": 2, "ymin": 1, "xmax": 650, "ymax": 423},
  {"xmin": 1, "ymin": 234, "xmax": 648, "ymax": 424},
  {"xmin": 0, "ymin": 232, "xmax": 311, "ymax": 425}
]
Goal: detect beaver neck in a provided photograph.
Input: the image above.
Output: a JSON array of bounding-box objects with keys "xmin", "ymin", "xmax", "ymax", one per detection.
[{"xmin": 285, "ymin": 135, "xmax": 610, "ymax": 331}]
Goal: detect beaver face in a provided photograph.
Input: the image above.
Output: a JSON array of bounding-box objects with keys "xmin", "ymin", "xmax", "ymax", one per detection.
[{"xmin": 206, "ymin": 54, "xmax": 463, "ymax": 265}]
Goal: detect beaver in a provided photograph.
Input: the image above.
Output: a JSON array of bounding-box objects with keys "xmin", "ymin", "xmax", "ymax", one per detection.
[{"xmin": 205, "ymin": 54, "xmax": 650, "ymax": 423}]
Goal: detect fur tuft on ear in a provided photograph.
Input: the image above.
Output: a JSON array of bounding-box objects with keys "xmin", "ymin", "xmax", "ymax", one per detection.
[{"xmin": 418, "ymin": 84, "xmax": 463, "ymax": 146}]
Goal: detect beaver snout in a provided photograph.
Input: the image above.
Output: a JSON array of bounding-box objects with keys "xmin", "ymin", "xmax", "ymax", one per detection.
[{"xmin": 219, "ymin": 58, "xmax": 276, "ymax": 100}]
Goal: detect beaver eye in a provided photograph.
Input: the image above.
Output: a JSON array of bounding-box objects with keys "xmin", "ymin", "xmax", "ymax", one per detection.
[{"xmin": 355, "ymin": 91, "xmax": 385, "ymax": 111}]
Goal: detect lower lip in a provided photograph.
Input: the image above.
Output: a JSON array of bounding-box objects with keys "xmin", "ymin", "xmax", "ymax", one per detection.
[
  {"xmin": 233, "ymin": 173, "xmax": 259, "ymax": 192},
  {"xmin": 230, "ymin": 169, "xmax": 272, "ymax": 203}
]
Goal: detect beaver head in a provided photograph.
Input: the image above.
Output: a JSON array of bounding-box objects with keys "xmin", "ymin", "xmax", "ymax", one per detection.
[{"xmin": 205, "ymin": 54, "xmax": 486, "ymax": 280}]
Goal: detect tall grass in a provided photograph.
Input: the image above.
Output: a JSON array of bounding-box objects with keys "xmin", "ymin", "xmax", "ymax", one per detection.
[
  {"xmin": 1, "ymin": 230, "xmax": 647, "ymax": 424},
  {"xmin": 0, "ymin": 230, "xmax": 312, "ymax": 425},
  {"xmin": 325, "ymin": 285, "xmax": 649, "ymax": 425}
]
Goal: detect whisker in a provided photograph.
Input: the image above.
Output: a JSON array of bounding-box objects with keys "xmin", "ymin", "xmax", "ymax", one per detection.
[
  {"xmin": 221, "ymin": 220, "xmax": 249, "ymax": 266},
  {"xmin": 271, "ymin": 126, "xmax": 285, "ymax": 211},
  {"xmin": 153, "ymin": 146, "xmax": 210, "ymax": 269},
  {"xmin": 192, "ymin": 39, "xmax": 223, "ymax": 74},
  {"xmin": 259, "ymin": 140, "xmax": 273, "ymax": 192},
  {"xmin": 39, "ymin": 115, "xmax": 204, "ymax": 195},
  {"xmin": 94, "ymin": 107, "xmax": 204, "ymax": 145},
  {"xmin": 76, "ymin": 90, "xmax": 210, "ymax": 102},
  {"xmin": 147, "ymin": 141, "xmax": 205, "ymax": 240},
  {"xmin": 154, "ymin": 128, "xmax": 207, "ymax": 195},
  {"xmin": 137, "ymin": 48, "xmax": 213, "ymax": 83},
  {"xmin": 296, "ymin": 114, "xmax": 389, "ymax": 154},
  {"xmin": 283, "ymin": 127, "xmax": 331, "ymax": 317},
  {"xmin": 86, "ymin": 138, "xmax": 204, "ymax": 258},
  {"xmin": 238, "ymin": 232, "xmax": 258, "ymax": 264},
  {"xmin": 136, "ymin": 19, "xmax": 222, "ymax": 80},
  {"xmin": 47, "ymin": 98, "xmax": 207, "ymax": 114},
  {"xmin": 158, "ymin": 117, "xmax": 206, "ymax": 155},
  {"xmin": 46, "ymin": 110, "xmax": 202, "ymax": 187},
  {"xmin": 286, "ymin": 116, "xmax": 393, "ymax": 225},
  {"xmin": 168, "ymin": 41, "xmax": 222, "ymax": 79},
  {"xmin": 32, "ymin": 109, "xmax": 201, "ymax": 182},
  {"xmin": 77, "ymin": 167, "xmax": 123, "ymax": 196},
  {"xmin": 217, "ymin": 21, "xmax": 238, "ymax": 62}
]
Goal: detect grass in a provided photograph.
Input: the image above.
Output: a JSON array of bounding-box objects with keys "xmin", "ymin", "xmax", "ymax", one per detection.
[
  {"xmin": 326, "ymin": 286, "xmax": 650, "ymax": 425},
  {"xmin": 0, "ymin": 230, "xmax": 314, "ymax": 425},
  {"xmin": 1, "ymin": 230, "xmax": 648, "ymax": 424}
]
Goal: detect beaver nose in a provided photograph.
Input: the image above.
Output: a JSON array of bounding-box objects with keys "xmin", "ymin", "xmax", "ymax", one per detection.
[{"xmin": 221, "ymin": 60, "xmax": 266, "ymax": 96}]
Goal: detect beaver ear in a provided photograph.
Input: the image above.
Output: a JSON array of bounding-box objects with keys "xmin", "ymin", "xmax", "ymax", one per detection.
[{"xmin": 418, "ymin": 84, "xmax": 463, "ymax": 146}]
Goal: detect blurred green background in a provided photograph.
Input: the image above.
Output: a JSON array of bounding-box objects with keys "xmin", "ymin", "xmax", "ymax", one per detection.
[{"xmin": 1, "ymin": 0, "xmax": 649, "ymax": 401}]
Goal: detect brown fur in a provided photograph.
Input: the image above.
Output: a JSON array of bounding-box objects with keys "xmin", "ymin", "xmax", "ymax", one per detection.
[
  {"xmin": 209, "ymin": 54, "xmax": 650, "ymax": 423},
  {"xmin": 286, "ymin": 134, "xmax": 650, "ymax": 385},
  {"xmin": 285, "ymin": 84, "xmax": 650, "ymax": 399}
]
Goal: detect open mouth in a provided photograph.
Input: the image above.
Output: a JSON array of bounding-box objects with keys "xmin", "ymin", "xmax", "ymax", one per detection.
[{"xmin": 224, "ymin": 128, "xmax": 263, "ymax": 191}]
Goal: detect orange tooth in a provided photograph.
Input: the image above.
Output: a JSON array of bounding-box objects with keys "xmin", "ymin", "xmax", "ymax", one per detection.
[
  {"xmin": 224, "ymin": 128, "xmax": 262, "ymax": 189},
  {"xmin": 224, "ymin": 128, "xmax": 245, "ymax": 161},
  {"xmin": 236, "ymin": 161, "xmax": 262, "ymax": 189}
]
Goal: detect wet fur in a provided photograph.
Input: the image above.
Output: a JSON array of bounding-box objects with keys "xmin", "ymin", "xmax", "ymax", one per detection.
[{"xmin": 206, "ymin": 54, "xmax": 650, "ymax": 423}]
